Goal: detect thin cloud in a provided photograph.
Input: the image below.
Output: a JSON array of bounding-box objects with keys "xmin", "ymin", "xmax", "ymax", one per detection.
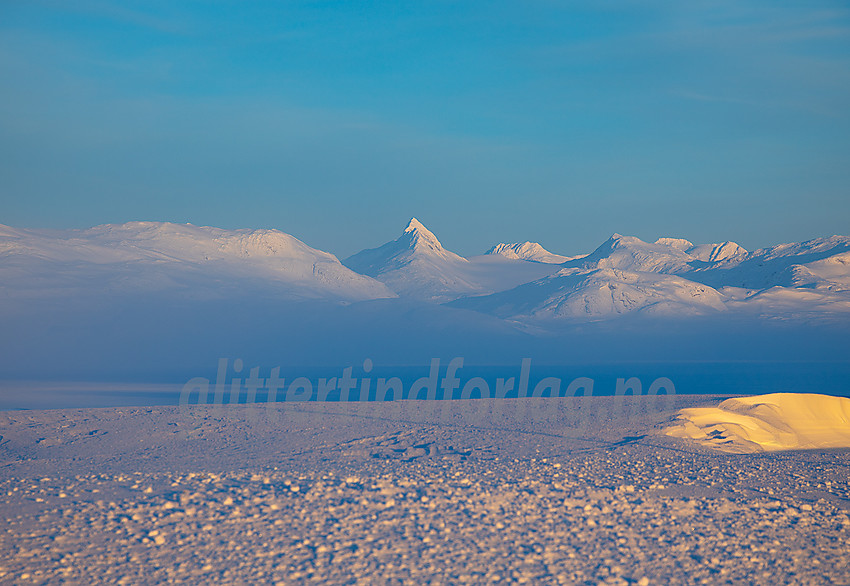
[
  {"xmin": 670, "ymin": 90, "xmax": 762, "ymax": 107},
  {"xmin": 26, "ymin": 0, "xmax": 192, "ymax": 36}
]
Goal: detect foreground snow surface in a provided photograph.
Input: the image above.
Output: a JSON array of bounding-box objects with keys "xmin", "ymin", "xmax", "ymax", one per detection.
[
  {"xmin": 1, "ymin": 396, "xmax": 849, "ymax": 584},
  {"xmin": 665, "ymin": 393, "xmax": 850, "ymax": 454}
]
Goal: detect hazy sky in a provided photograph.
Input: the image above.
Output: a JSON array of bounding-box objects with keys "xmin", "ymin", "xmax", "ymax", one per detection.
[{"xmin": 2, "ymin": 1, "xmax": 849, "ymax": 257}]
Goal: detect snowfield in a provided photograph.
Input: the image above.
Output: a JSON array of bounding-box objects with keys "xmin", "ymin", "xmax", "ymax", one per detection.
[
  {"xmin": 1, "ymin": 395, "xmax": 849, "ymax": 584},
  {"xmin": 0, "ymin": 222, "xmax": 394, "ymax": 302},
  {"xmin": 485, "ymin": 241, "xmax": 582, "ymax": 264},
  {"xmin": 449, "ymin": 267, "xmax": 728, "ymax": 319}
]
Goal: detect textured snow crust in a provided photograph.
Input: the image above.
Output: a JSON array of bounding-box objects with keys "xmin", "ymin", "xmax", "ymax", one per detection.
[{"xmin": 1, "ymin": 395, "xmax": 849, "ymax": 584}]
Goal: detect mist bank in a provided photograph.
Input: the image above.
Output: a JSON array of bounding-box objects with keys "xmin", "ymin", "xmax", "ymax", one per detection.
[{"xmin": 2, "ymin": 294, "xmax": 847, "ymax": 384}]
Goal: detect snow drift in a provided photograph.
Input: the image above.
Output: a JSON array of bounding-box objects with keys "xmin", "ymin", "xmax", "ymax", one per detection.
[{"xmin": 664, "ymin": 393, "xmax": 850, "ymax": 453}]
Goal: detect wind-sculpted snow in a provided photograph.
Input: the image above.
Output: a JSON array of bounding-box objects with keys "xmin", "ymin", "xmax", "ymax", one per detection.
[
  {"xmin": 0, "ymin": 222, "xmax": 394, "ymax": 302},
  {"xmin": 665, "ymin": 393, "xmax": 850, "ymax": 453}
]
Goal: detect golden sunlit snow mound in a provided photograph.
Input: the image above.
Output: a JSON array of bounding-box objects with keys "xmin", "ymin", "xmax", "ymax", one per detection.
[{"xmin": 665, "ymin": 393, "xmax": 850, "ymax": 453}]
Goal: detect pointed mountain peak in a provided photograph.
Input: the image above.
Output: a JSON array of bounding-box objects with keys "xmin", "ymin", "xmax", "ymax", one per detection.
[
  {"xmin": 343, "ymin": 217, "xmax": 467, "ymax": 289},
  {"xmin": 401, "ymin": 218, "xmax": 443, "ymax": 251},
  {"xmin": 404, "ymin": 217, "xmax": 428, "ymax": 233}
]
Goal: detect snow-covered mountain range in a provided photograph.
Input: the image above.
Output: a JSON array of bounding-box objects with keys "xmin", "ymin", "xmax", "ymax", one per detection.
[
  {"xmin": 453, "ymin": 232, "xmax": 850, "ymax": 321},
  {"xmin": 2, "ymin": 218, "xmax": 848, "ymax": 379},
  {"xmin": 343, "ymin": 219, "xmax": 558, "ymax": 302},
  {"xmin": 2, "ymin": 219, "xmax": 848, "ymax": 324}
]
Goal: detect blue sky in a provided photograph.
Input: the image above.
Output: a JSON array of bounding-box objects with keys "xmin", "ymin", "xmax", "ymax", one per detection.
[{"xmin": 1, "ymin": 1, "xmax": 849, "ymax": 257}]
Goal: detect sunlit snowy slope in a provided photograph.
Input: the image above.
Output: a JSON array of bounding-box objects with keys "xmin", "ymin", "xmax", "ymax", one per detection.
[
  {"xmin": 450, "ymin": 268, "xmax": 728, "ymax": 320},
  {"xmin": 485, "ymin": 241, "xmax": 580, "ymax": 264},
  {"xmin": 666, "ymin": 393, "xmax": 850, "ymax": 453},
  {"xmin": 0, "ymin": 222, "xmax": 394, "ymax": 302},
  {"xmin": 452, "ymin": 232, "xmax": 850, "ymax": 322}
]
